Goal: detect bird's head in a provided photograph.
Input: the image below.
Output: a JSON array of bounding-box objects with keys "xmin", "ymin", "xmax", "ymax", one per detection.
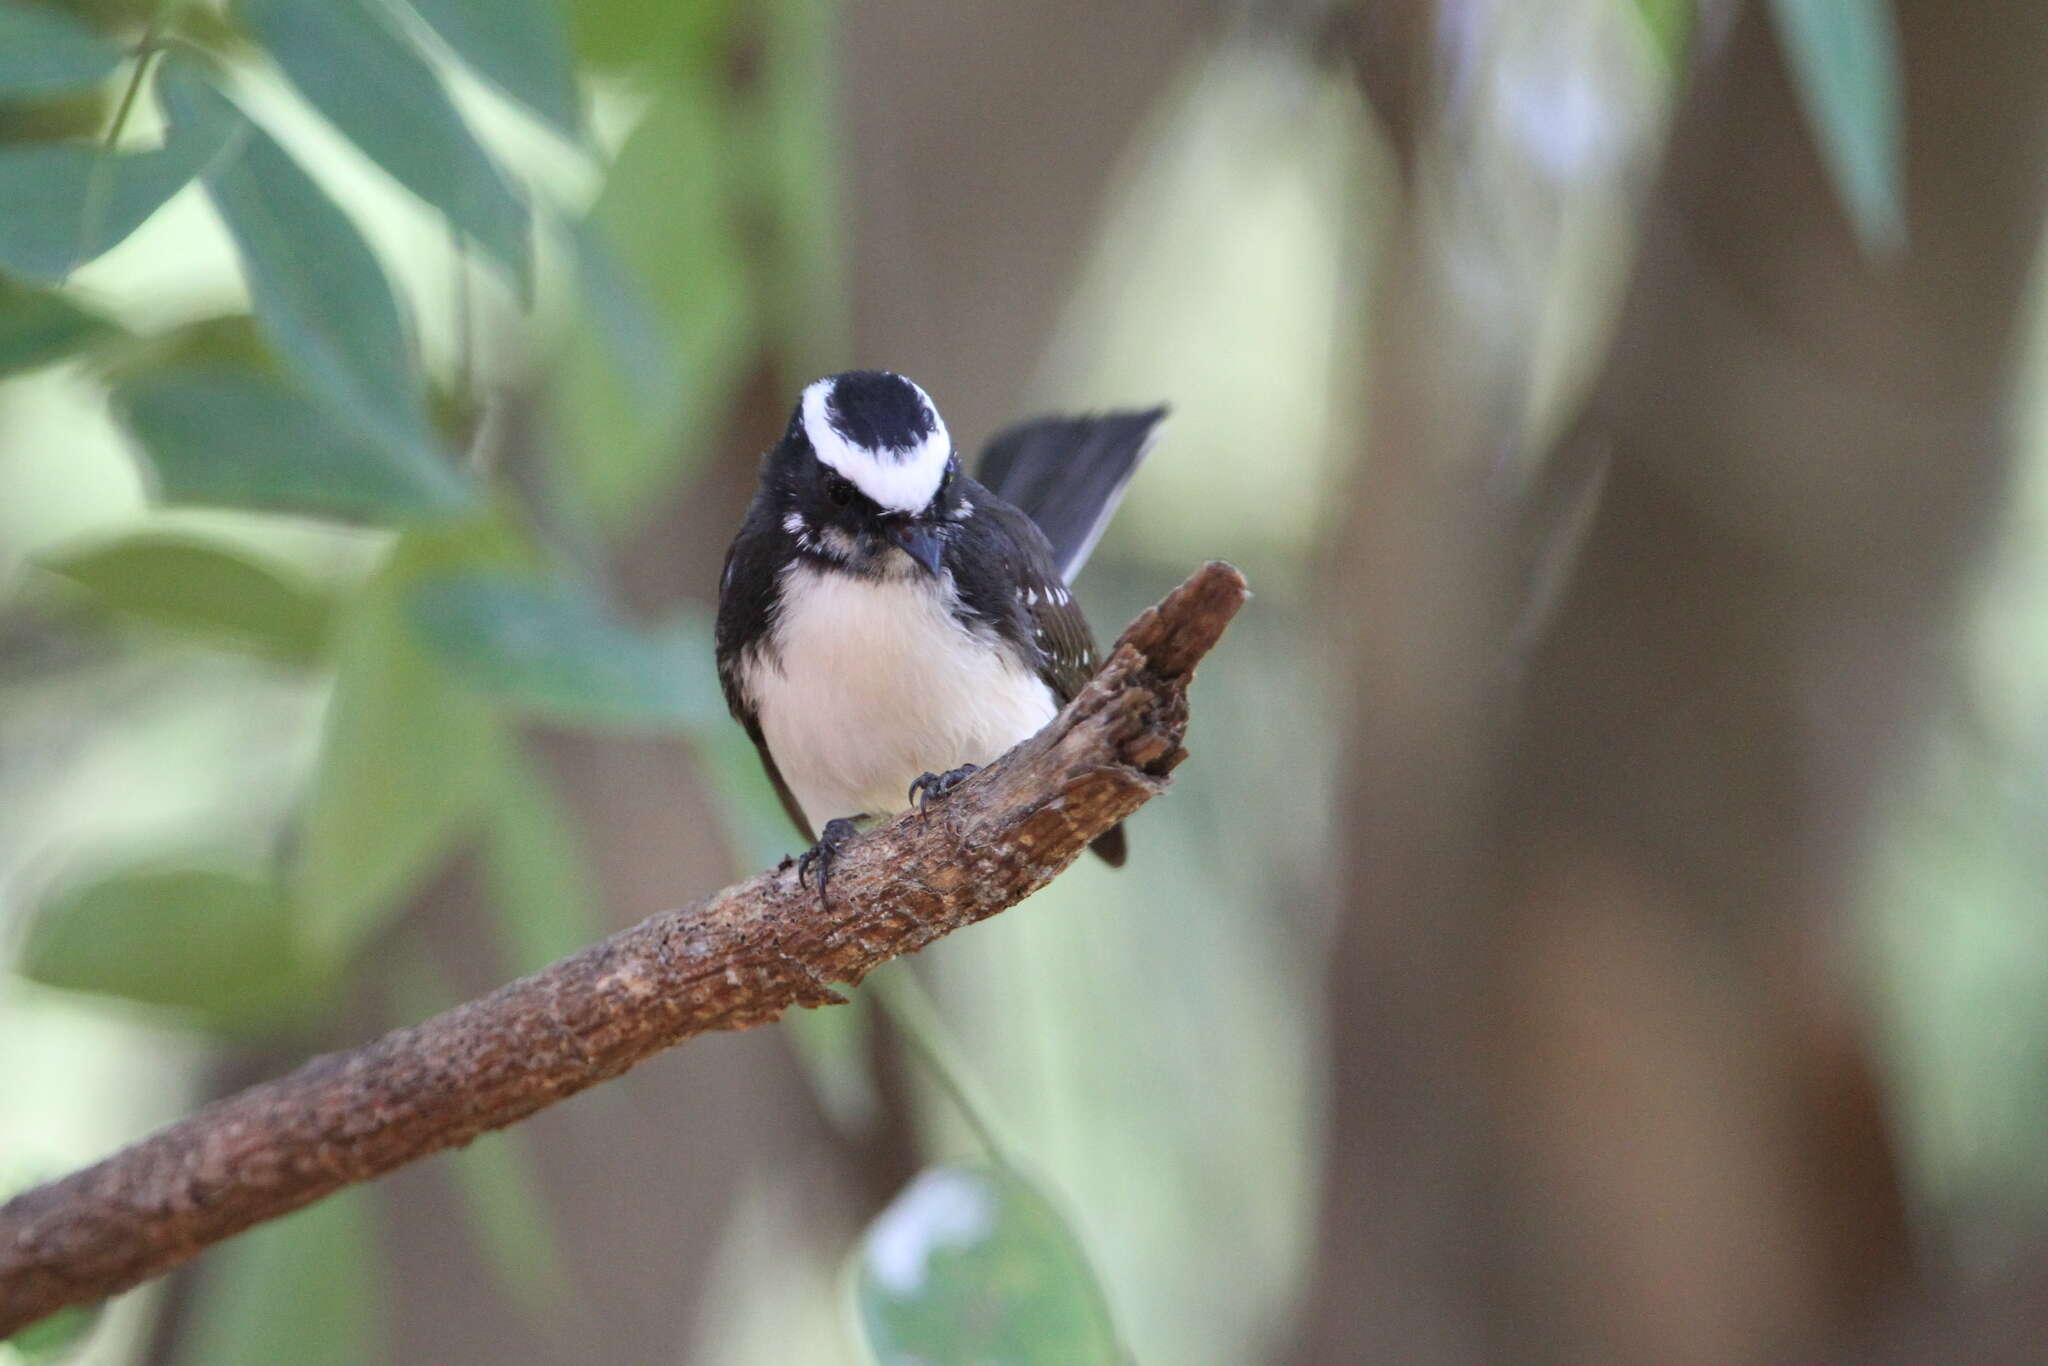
[{"xmin": 765, "ymin": 371, "xmax": 964, "ymax": 577}]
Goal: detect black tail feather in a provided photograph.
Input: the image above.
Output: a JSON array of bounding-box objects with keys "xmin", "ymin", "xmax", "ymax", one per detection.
[{"xmin": 977, "ymin": 408, "xmax": 1167, "ymax": 582}]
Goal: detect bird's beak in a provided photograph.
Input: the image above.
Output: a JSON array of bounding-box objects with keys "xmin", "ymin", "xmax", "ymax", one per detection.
[{"xmin": 886, "ymin": 517, "xmax": 944, "ymax": 576}]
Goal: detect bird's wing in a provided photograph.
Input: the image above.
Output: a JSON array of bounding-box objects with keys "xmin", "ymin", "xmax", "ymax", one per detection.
[
  {"xmin": 950, "ymin": 491, "xmax": 1101, "ymax": 705},
  {"xmin": 716, "ymin": 523, "xmax": 816, "ymax": 843},
  {"xmin": 1027, "ymin": 574, "xmax": 1101, "ymax": 705},
  {"xmin": 975, "ymin": 408, "xmax": 1166, "ymax": 583},
  {"xmin": 944, "ymin": 490, "xmax": 1128, "ymax": 868}
]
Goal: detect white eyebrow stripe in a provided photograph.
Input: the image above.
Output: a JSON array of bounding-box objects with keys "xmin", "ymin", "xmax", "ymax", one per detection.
[{"xmin": 801, "ymin": 377, "xmax": 952, "ymax": 514}]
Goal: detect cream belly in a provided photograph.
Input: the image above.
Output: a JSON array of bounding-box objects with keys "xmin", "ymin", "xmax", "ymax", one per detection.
[{"xmin": 744, "ymin": 563, "xmax": 1058, "ymax": 831}]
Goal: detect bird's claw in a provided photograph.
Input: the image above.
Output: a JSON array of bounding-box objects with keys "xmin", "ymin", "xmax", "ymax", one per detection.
[
  {"xmin": 796, "ymin": 817, "xmax": 861, "ymax": 909},
  {"xmin": 909, "ymin": 763, "xmax": 980, "ymax": 813}
]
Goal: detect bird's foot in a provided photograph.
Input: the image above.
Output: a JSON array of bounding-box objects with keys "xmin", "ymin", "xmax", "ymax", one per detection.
[
  {"xmin": 796, "ymin": 817, "xmax": 862, "ymax": 910},
  {"xmin": 909, "ymin": 763, "xmax": 980, "ymax": 814}
]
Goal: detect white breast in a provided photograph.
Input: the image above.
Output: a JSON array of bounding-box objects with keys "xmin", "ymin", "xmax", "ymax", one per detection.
[{"xmin": 740, "ymin": 564, "xmax": 1058, "ymax": 831}]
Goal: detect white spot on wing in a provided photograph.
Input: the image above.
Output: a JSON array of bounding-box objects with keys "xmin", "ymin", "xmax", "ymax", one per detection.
[{"xmin": 800, "ymin": 375, "xmax": 952, "ymax": 514}]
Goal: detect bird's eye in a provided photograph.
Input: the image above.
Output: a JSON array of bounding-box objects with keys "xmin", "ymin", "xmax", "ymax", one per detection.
[{"xmin": 825, "ymin": 476, "xmax": 856, "ymax": 507}]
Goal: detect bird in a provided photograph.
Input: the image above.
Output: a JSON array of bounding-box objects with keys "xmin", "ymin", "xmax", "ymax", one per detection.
[{"xmin": 715, "ymin": 370, "xmax": 1165, "ymax": 904}]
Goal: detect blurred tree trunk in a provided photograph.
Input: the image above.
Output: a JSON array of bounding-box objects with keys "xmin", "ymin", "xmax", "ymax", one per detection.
[
  {"xmin": 1300, "ymin": 2, "xmax": 2048, "ymax": 1363},
  {"xmin": 841, "ymin": 0, "xmax": 1220, "ymax": 438}
]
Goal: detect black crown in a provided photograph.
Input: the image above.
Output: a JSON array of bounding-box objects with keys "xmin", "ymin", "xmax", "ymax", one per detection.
[{"xmin": 822, "ymin": 371, "xmax": 934, "ymax": 457}]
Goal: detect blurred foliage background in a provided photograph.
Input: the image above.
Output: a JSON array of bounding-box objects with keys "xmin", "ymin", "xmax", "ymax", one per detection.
[{"xmin": 1, "ymin": 0, "xmax": 2046, "ymax": 1362}]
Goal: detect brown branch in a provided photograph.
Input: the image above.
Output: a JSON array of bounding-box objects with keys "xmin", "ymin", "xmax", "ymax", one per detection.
[{"xmin": 0, "ymin": 561, "xmax": 1248, "ymax": 1338}]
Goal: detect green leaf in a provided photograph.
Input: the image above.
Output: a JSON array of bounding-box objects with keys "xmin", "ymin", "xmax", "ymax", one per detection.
[
  {"xmin": 407, "ymin": 571, "xmax": 718, "ymax": 730},
  {"xmin": 39, "ymin": 530, "xmax": 335, "ymax": 661},
  {"xmin": 2, "ymin": 1309, "xmax": 95, "ymax": 1363},
  {"xmin": 379, "ymin": 949, "xmax": 577, "ymax": 1337},
  {"xmin": 117, "ymin": 366, "xmax": 473, "ymax": 523},
  {"xmin": 479, "ymin": 741, "xmax": 604, "ymax": 973},
  {"xmin": 444, "ymin": 1130, "xmax": 574, "ymax": 1322},
  {"xmin": 751, "ymin": 0, "xmax": 845, "ymax": 375},
  {"xmin": 700, "ymin": 718, "xmax": 810, "ymax": 870},
  {"xmin": 855, "ymin": 1163, "xmax": 1125, "ymax": 1366},
  {"xmin": 0, "ymin": 278, "xmax": 118, "ymax": 378},
  {"xmin": 294, "ymin": 528, "xmax": 510, "ymax": 957},
  {"xmin": 94, "ymin": 310, "xmax": 275, "ymax": 381},
  {"xmin": 569, "ymin": 0, "xmax": 730, "ymax": 71},
  {"xmin": 3, "ymin": 1304, "xmax": 98, "ymax": 1362},
  {"xmin": 783, "ymin": 984, "xmax": 880, "ymax": 1136},
  {"xmin": 1627, "ymin": 0, "xmax": 1693, "ymax": 70},
  {"xmin": 398, "ymin": 0, "xmax": 581, "ymax": 137},
  {"xmin": 0, "ymin": 121, "xmax": 226, "ymax": 282},
  {"xmin": 555, "ymin": 80, "xmax": 753, "ymax": 534},
  {"xmin": 241, "ymin": 0, "xmax": 532, "ymax": 289},
  {"xmin": 175, "ymin": 1190, "xmax": 381, "ymax": 1366},
  {"xmin": 1768, "ymin": 0, "xmax": 1905, "ymax": 257},
  {"xmin": 18, "ymin": 867, "xmax": 320, "ymax": 1033},
  {"xmin": 566, "ymin": 216, "xmax": 672, "ymax": 413},
  {"xmin": 156, "ymin": 67, "xmax": 452, "ymax": 488},
  {"xmin": 0, "ymin": 1, "xmax": 122, "ymax": 98}
]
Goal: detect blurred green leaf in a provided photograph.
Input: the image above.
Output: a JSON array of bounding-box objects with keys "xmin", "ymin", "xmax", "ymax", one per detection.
[
  {"xmin": 0, "ymin": 122, "xmax": 225, "ymax": 282},
  {"xmin": 566, "ymin": 216, "xmax": 672, "ymax": 414},
  {"xmin": 2, "ymin": 1303, "xmax": 98, "ymax": 1363},
  {"xmin": 0, "ymin": 279, "xmax": 117, "ymax": 378},
  {"xmin": 39, "ymin": 530, "xmax": 335, "ymax": 661},
  {"xmin": 568, "ymin": 0, "xmax": 730, "ymax": 71},
  {"xmin": 479, "ymin": 740, "xmax": 604, "ymax": 973},
  {"xmin": 699, "ymin": 718, "xmax": 807, "ymax": 869},
  {"xmin": 408, "ymin": 571, "xmax": 717, "ymax": 730},
  {"xmin": 1769, "ymin": 0, "xmax": 1905, "ymax": 256},
  {"xmin": 18, "ymin": 867, "xmax": 320, "ymax": 1033},
  {"xmin": 750, "ymin": 0, "xmax": 845, "ymax": 375},
  {"xmin": 381, "ymin": 947, "xmax": 578, "ymax": 1328},
  {"xmin": 855, "ymin": 1163, "xmax": 1125, "ymax": 1366},
  {"xmin": 398, "ymin": 0, "xmax": 582, "ymax": 137},
  {"xmin": 783, "ymin": 984, "xmax": 879, "ymax": 1136},
  {"xmin": 0, "ymin": 1, "xmax": 121, "ymax": 98},
  {"xmin": 242, "ymin": 0, "xmax": 533, "ymax": 290},
  {"xmin": 175, "ymin": 1190, "xmax": 380, "ymax": 1366},
  {"xmin": 157, "ymin": 67, "xmax": 453, "ymax": 489},
  {"xmin": 445, "ymin": 1130, "xmax": 574, "ymax": 1324},
  {"xmin": 295, "ymin": 528, "xmax": 512, "ymax": 957},
  {"xmin": 117, "ymin": 367, "xmax": 474, "ymax": 522},
  {"xmin": 1626, "ymin": 0, "xmax": 1692, "ymax": 69},
  {"xmin": 94, "ymin": 310, "xmax": 274, "ymax": 381},
  {"xmin": 557, "ymin": 80, "xmax": 753, "ymax": 534}
]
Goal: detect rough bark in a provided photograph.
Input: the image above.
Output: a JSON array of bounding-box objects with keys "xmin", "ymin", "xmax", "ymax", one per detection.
[{"xmin": 0, "ymin": 561, "xmax": 1247, "ymax": 1338}]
